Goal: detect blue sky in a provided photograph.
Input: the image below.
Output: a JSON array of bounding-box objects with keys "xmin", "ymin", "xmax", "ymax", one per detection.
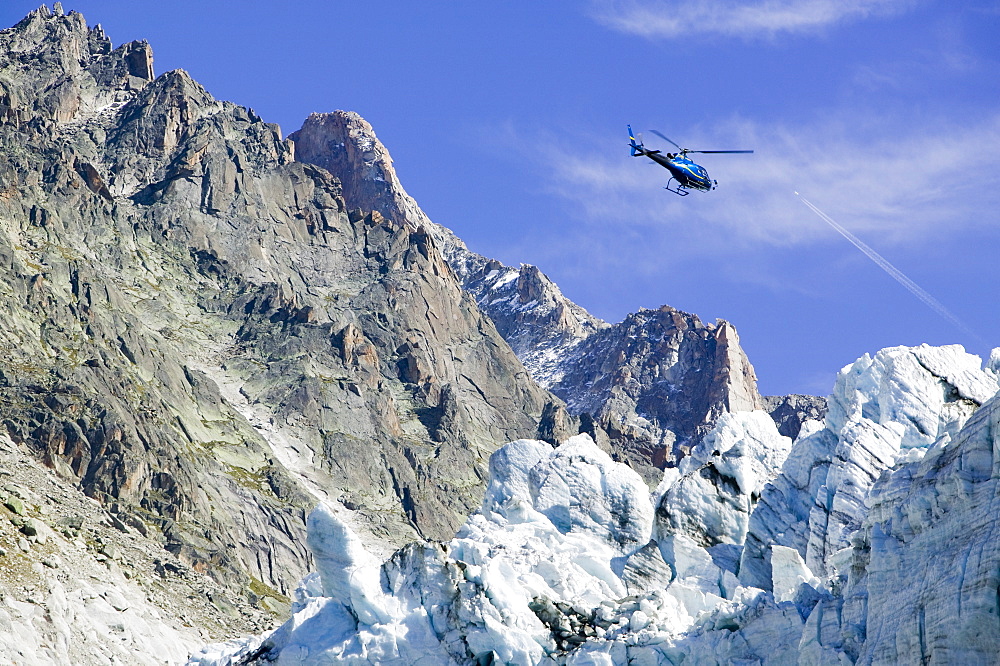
[{"xmin": 4, "ymin": 1, "xmax": 998, "ymax": 395}]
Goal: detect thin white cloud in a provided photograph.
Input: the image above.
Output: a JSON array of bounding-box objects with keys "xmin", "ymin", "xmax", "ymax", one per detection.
[
  {"xmin": 472, "ymin": 109, "xmax": 1000, "ymax": 294},
  {"xmin": 852, "ymin": 20, "xmax": 983, "ymax": 92},
  {"xmin": 589, "ymin": 0, "xmax": 913, "ymax": 39},
  {"xmin": 535, "ymin": 116, "xmax": 1000, "ymax": 246}
]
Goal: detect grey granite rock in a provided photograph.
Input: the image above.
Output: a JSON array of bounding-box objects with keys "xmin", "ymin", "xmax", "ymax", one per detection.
[
  {"xmin": 0, "ymin": 6, "xmax": 556, "ymax": 614},
  {"xmin": 547, "ymin": 308, "xmax": 764, "ymax": 482},
  {"xmin": 762, "ymin": 393, "xmax": 828, "ymax": 440}
]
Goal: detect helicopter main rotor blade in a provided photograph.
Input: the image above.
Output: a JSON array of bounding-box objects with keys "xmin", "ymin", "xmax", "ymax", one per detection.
[
  {"xmin": 687, "ymin": 150, "xmax": 754, "ymax": 154},
  {"xmin": 648, "ymin": 130, "xmax": 681, "ymax": 149}
]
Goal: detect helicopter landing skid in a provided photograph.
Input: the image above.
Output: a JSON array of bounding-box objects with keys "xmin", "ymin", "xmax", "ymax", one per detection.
[{"xmin": 664, "ymin": 179, "xmax": 689, "ymax": 196}]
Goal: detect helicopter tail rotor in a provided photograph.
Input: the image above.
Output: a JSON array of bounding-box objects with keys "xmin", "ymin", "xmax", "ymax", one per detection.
[{"xmin": 628, "ymin": 125, "xmax": 643, "ymax": 156}]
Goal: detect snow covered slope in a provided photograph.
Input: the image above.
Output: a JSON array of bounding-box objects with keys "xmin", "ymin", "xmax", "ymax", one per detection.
[{"xmin": 190, "ymin": 343, "xmax": 1000, "ymax": 665}]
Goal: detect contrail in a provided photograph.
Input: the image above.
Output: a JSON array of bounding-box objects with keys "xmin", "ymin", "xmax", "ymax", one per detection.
[{"xmin": 795, "ymin": 192, "xmax": 985, "ymax": 344}]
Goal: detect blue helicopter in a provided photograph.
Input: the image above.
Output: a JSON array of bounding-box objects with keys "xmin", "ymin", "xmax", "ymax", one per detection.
[{"xmin": 628, "ymin": 125, "xmax": 752, "ymax": 196}]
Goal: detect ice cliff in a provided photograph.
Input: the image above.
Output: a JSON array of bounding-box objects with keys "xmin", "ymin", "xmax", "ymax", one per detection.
[
  {"xmin": 191, "ymin": 343, "xmax": 1000, "ymax": 664},
  {"xmin": 739, "ymin": 344, "xmax": 1000, "ymax": 590}
]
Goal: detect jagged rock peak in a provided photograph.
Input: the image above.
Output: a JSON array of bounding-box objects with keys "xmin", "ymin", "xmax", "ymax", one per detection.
[
  {"xmin": 291, "ymin": 111, "xmax": 433, "ymax": 231},
  {"xmin": 710, "ymin": 317, "xmax": 763, "ymax": 415},
  {"xmin": 547, "ymin": 306, "xmax": 765, "ymax": 480},
  {"xmin": 288, "ymin": 108, "xmax": 607, "ymax": 393},
  {"xmin": 289, "ymin": 109, "xmax": 498, "ymax": 286},
  {"xmin": 1, "ymin": 5, "xmax": 155, "ymax": 127}
]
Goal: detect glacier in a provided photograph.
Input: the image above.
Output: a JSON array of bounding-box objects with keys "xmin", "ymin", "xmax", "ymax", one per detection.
[{"xmin": 190, "ymin": 344, "xmax": 1000, "ymax": 665}]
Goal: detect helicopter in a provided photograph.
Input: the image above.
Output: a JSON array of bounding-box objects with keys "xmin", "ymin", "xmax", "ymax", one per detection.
[{"xmin": 628, "ymin": 125, "xmax": 753, "ymax": 196}]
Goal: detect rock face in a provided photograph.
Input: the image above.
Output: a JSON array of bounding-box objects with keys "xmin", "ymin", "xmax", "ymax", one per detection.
[
  {"xmin": 289, "ymin": 111, "xmax": 434, "ymax": 236},
  {"xmin": 459, "ymin": 260, "xmax": 608, "ymax": 384},
  {"xmin": 290, "ymin": 111, "xmax": 770, "ymax": 482},
  {"xmin": 763, "ymin": 393, "xmax": 828, "ymax": 440},
  {"xmin": 0, "ymin": 430, "xmax": 274, "ymax": 665},
  {"xmin": 291, "ymin": 112, "xmax": 608, "ymax": 374},
  {"xmin": 0, "ymin": 5, "xmax": 560, "ymax": 626},
  {"xmin": 546, "ymin": 308, "xmax": 764, "ymax": 480},
  {"xmin": 2, "ymin": 14, "xmax": 319, "ymax": 604}
]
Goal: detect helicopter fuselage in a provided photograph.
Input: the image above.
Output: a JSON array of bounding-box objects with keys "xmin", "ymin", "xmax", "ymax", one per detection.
[
  {"xmin": 661, "ymin": 153, "xmax": 713, "ymax": 191},
  {"xmin": 635, "ymin": 147, "xmax": 714, "ymax": 192}
]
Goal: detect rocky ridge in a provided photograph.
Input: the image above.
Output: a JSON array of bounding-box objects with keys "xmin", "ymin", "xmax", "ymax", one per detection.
[{"xmin": 291, "ymin": 111, "xmax": 787, "ymax": 482}]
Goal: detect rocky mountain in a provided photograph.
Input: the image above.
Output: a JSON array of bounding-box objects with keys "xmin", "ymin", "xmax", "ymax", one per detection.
[
  {"xmin": 0, "ymin": 6, "xmax": 576, "ymax": 656},
  {"xmin": 290, "ymin": 111, "xmax": 789, "ymax": 483}
]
